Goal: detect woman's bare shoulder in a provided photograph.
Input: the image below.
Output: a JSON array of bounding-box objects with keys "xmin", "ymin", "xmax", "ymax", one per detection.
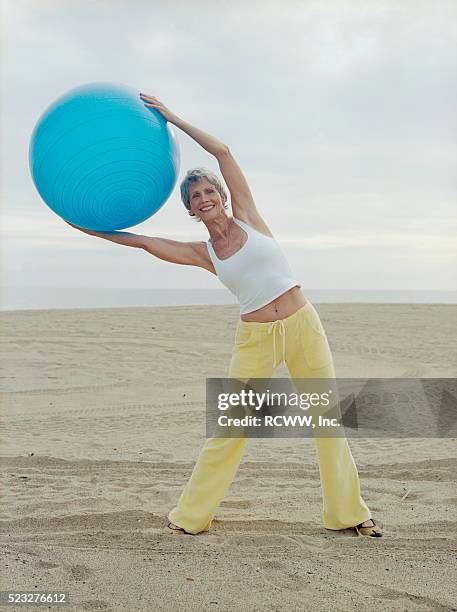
[{"xmin": 233, "ymin": 213, "xmax": 274, "ymax": 238}]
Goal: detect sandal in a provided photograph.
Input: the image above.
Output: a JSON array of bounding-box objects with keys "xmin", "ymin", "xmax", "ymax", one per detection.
[
  {"xmin": 355, "ymin": 518, "xmax": 383, "ymax": 537},
  {"xmin": 167, "ymin": 521, "xmax": 190, "ymax": 534}
]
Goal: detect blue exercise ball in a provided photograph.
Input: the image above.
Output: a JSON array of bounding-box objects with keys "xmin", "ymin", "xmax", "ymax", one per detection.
[{"xmin": 29, "ymin": 82, "xmax": 180, "ymax": 231}]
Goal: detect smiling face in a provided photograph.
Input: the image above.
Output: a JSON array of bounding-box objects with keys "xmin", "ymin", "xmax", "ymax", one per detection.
[{"xmin": 187, "ymin": 179, "xmax": 226, "ymax": 221}]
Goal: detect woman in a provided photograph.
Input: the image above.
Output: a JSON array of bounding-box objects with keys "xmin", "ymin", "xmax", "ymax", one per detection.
[{"xmin": 68, "ymin": 92, "xmax": 382, "ymax": 538}]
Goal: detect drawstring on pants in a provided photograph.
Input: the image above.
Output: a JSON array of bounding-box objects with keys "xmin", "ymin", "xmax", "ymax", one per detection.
[{"xmin": 268, "ymin": 319, "xmax": 286, "ymax": 368}]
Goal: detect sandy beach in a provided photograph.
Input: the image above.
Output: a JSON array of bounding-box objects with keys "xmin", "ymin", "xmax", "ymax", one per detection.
[{"xmin": 1, "ymin": 303, "xmax": 456, "ymax": 611}]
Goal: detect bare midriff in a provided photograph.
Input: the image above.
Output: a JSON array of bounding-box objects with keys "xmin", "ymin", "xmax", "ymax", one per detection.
[{"xmin": 240, "ymin": 285, "xmax": 307, "ymax": 323}]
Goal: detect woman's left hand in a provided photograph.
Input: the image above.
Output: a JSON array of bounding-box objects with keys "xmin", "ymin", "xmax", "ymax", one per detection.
[{"xmin": 139, "ymin": 93, "xmax": 178, "ymax": 123}]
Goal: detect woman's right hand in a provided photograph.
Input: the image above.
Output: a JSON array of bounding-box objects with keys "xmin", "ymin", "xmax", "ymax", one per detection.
[
  {"xmin": 64, "ymin": 219, "xmax": 145, "ymax": 248},
  {"xmin": 64, "ymin": 220, "xmax": 104, "ymax": 237}
]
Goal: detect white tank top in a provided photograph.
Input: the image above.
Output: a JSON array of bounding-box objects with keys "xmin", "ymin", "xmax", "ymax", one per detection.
[{"xmin": 206, "ymin": 217, "xmax": 301, "ymax": 315}]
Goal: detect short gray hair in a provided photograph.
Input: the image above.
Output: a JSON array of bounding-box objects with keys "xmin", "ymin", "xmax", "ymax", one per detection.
[{"xmin": 180, "ymin": 168, "xmax": 228, "ymax": 219}]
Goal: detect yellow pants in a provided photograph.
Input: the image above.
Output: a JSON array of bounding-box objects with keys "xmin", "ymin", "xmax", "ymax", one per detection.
[{"xmin": 168, "ymin": 301, "xmax": 371, "ymax": 534}]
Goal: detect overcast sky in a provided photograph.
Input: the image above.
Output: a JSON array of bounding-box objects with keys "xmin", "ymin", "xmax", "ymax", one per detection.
[{"xmin": 1, "ymin": 0, "xmax": 456, "ymax": 290}]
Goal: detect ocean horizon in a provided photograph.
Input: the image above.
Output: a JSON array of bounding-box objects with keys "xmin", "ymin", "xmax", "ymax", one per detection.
[{"xmin": 1, "ymin": 287, "xmax": 456, "ymax": 311}]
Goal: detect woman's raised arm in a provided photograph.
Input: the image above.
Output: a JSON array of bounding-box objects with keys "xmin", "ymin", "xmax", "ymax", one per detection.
[
  {"xmin": 139, "ymin": 93, "xmax": 273, "ymax": 236},
  {"xmin": 140, "ymin": 93, "xmax": 227, "ymax": 157}
]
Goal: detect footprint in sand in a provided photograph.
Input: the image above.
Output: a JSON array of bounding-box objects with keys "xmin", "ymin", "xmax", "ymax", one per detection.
[
  {"xmin": 254, "ymin": 558, "xmax": 310, "ymax": 592},
  {"xmin": 36, "ymin": 560, "xmax": 59, "ymax": 569},
  {"xmin": 68, "ymin": 563, "xmax": 93, "ymax": 582},
  {"xmin": 220, "ymin": 500, "xmax": 252, "ymax": 509},
  {"xmin": 80, "ymin": 600, "xmax": 110, "ymax": 610}
]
